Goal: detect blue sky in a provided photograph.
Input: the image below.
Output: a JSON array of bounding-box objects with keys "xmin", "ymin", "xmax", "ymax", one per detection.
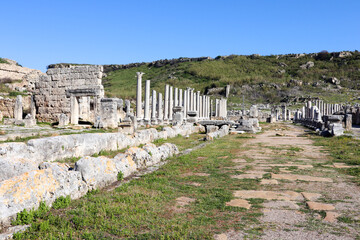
[{"xmin": 1, "ymin": 0, "xmax": 359, "ymax": 72}]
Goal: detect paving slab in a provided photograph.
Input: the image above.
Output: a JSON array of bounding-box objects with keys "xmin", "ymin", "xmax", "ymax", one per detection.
[
  {"xmin": 271, "ymin": 173, "xmax": 333, "ymax": 182},
  {"xmin": 333, "ymin": 163, "xmax": 352, "ymax": 169},
  {"xmin": 231, "ymin": 173, "xmax": 263, "ymax": 179},
  {"xmin": 231, "ymin": 158, "xmax": 247, "ymax": 163},
  {"xmin": 301, "ymin": 192, "xmax": 322, "ymax": 201},
  {"xmin": 260, "ymin": 164, "xmax": 313, "ymax": 169},
  {"xmin": 307, "ymin": 201, "xmax": 335, "ymax": 211},
  {"xmin": 260, "ymin": 179, "xmax": 279, "ymax": 185},
  {"xmin": 234, "ymin": 190, "xmax": 304, "ymax": 201},
  {"xmin": 324, "ymin": 211, "xmax": 339, "ymax": 223},
  {"xmin": 226, "ymin": 199, "xmax": 251, "ymax": 209}
]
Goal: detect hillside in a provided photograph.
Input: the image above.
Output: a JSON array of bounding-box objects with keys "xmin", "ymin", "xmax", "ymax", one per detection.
[{"xmin": 101, "ymin": 51, "xmax": 360, "ymax": 109}]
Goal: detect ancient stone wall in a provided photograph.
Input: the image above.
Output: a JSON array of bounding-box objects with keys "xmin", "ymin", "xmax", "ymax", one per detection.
[
  {"xmin": 34, "ymin": 65, "xmax": 104, "ymax": 122},
  {"xmin": 0, "ymin": 96, "xmax": 31, "ymax": 118},
  {"xmin": 0, "ymin": 123, "xmax": 217, "ymax": 228}
]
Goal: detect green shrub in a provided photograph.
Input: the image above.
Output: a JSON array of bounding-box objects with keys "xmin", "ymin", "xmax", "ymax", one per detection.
[
  {"xmin": 52, "ymin": 196, "xmax": 71, "ymax": 209},
  {"xmin": 12, "ymin": 202, "xmax": 49, "ymax": 225},
  {"xmin": 117, "ymin": 171, "xmax": 124, "ymax": 181}
]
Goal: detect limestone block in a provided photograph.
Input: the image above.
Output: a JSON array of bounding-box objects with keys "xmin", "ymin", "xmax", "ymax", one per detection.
[
  {"xmin": 100, "ymin": 99, "xmax": 118, "ymax": 129},
  {"xmin": 125, "ymin": 147, "xmax": 151, "ymax": 169},
  {"xmin": 206, "ymin": 125, "xmax": 219, "ymax": 133},
  {"xmin": 0, "ymin": 158, "xmax": 38, "ymax": 182},
  {"xmin": 163, "ymin": 127, "xmax": 177, "ymax": 138},
  {"xmin": 75, "ymin": 156, "xmax": 118, "ymax": 190},
  {"xmin": 0, "ymin": 163, "xmax": 88, "ymax": 226},
  {"xmin": 330, "ymin": 123, "xmax": 344, "ymax": 136},
  {"xmin": 58, "ymin": 113, "xmax": 69, "ymax": 127},
  {"xmin": 206, "ymin": 125, "xmax": 229, "ymax": 140},
  {"xmin": 113, "ymin": 153, "xmax": 137, "ymax": 178}
]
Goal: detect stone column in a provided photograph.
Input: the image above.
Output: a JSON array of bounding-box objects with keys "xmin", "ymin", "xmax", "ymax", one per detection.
[
  {"xmin": 136, "ymin": 72, "xmax": 144, "ymax": 119},
  {"xmin": 125, "ymin": 100, "xmax": 131, "ymax": 116},
  {"xmin": 225, "ymin": 85, "xmax": 231, "ymax": 98},
  {"xmin": 30, "ymin": 95, "xmax": 36, "ymax": 119},
  {"xmin": 179, "ymin": 89, "xmax": 183, "ymax": 107},
  {"xmin": 199, "ymin": 95, "xmax": 203, "ymax": 118},
  {"xmin": 190, "ymin": 89, "xmax": 194, "ymax": 111},
  {"xmin": 158, "ymin": 93, "xmax": 163, "ymax": 121},
  {"xmin": 205, "ymin": 96, "xmax": 208, "ymax": 119},
  {"xmin": 164, "ymin": 85, "xmax": 169, "ymax": 121},
  {"xmin": 194, "ymin": 92, "xmax": 197, "ymax": 112},
  {"xmin": 301, "ymin": 106, "xmax": 305, "ymax": 119},
  {"xmin": 215, "ymin": 99, "xmax": 219, "ymax": 117},
  {"xmin": 144, "ymin": 80, "xmax": 151, "ymax": 122},
  {"xmin": 202, "ymin": 96, "xmax": 206, "ymax": 119},
  {"xmin": 307, "ymin": 101, "xmax": 312, "ymax": 119},
  {"xmin": 70, "ymin": 96, "xmax": 79, "ymax": 125},
  {"xmin": 174, "ymin": 88, "xmax": 178, "ymax": 107},
  {"xmin": 208, "ymin": 97, "xmax": 211, "ymax": 119},
  {"xmin": 210, "ymin": 99, "xmax": 213, "ymax": 119},
  {"xmin": 151, "ymin": 90, "xmax": 157, "ymax": 122},
  {"xmin": 14, "ymin": 95, "xmax": 23, "ymax": 121},
  {"xmin": 183, "ymin": 90, "xmax": 188, "ymax": 119},
  {"xmin": 319, "ymin": 100, "xmax": 323, "ymax": 115},
  {"xmin": 196, "ymin": 91, "xmax": 200, "ymax": 117},
  {"xmin": 169, "ymin": 86, "xmax": 173, "ymax": 121}
]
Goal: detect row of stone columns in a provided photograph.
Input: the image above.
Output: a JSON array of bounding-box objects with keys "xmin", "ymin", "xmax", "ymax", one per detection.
[
  {"xmin": 271, "ymin": 106, "xmax": 291, "ymax": 121},
  {"xmin": 296, "ymin": 100, "xmax": 344, "ymax": 122},
  {"xmin": 136, "ymin": 72, "xmax": 223, "ymax": 124}
]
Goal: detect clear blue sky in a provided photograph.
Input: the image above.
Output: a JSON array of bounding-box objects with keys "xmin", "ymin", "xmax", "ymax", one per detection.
[{"xmin": 2, "ymin": 0, "xmax": 359, "ymax": 72}]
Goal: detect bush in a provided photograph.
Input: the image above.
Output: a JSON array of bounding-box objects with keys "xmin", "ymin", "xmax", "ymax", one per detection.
[
  {"xmin": 12, "ymin": 202, "xmax": 49, "ymax": 225},
  {"xmin": 52, "ymin": 196, "xmax": 71, "ymax": 209},
  {"xmin": 316, "ymin": 50, "xmax": 331, "ymax": 61},
  {"xmin": 117, "ymin": 171, "xmax": 124, "ymax": 181}
]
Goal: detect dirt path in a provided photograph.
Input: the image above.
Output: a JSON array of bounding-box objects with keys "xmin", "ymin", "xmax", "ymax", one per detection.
[{"xmin": 217, "ymin": 123, "xmax": 360, "ymax": 240}]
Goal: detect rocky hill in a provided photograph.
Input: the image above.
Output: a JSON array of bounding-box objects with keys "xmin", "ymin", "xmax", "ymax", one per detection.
[
  {"xmin": 0, "ymin": 58, "xmax": 44, "ymax": 93},
  {"xmin": 99, "ymin": 51, "xmax": 360, "ymax": 109}
]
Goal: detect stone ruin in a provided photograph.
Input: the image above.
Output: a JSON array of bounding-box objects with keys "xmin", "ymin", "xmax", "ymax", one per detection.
[
  {"xmin": 0, "ymin": 66, "xmax": 230, "ymax": 133},
  {"xmin": 133, "ymin": 72, "xmax": 226, "ymax": 126},
  {"xmin": 293, "ymin": 100, "xmax": 352, "ymax": 136},
  {"xmin": 34, "ymin": 65, "xmax": 104, "ymax": 123}
]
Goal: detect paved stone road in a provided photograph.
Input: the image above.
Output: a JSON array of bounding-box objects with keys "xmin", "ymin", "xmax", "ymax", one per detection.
[{"xmin": 216, "ymin": 124, "xmax": 360, "ymax": 240}]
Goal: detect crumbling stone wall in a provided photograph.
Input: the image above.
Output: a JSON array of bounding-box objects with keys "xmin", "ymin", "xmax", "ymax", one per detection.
[
  {"xmin": 34, "ymin": 65, "xmax": 104, "ymax": 122},
  {"xmin": 0, "ymin": 96, "xmax": 31, "ymax": 118}
]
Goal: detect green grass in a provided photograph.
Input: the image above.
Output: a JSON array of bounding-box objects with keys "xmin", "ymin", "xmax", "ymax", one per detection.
[
  {"xmin": 103, "ymin": 52, "xmax": 360, "ymax": 106},
  {"xmin": 13, "ymin": 134, "xmax": 264, "ymax": 239},
  {"xmin": 313, "ymin": 135, "xmax": 360, "ymax": 183},
  {"xmin": 153, "ymin": 132, "xmax": 206, "ymax": 151},
  {"xmin": 0, "ymin": 58, "xmax": 9, "ymax": 64}
]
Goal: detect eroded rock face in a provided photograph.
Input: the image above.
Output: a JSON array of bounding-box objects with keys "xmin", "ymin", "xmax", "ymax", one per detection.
[
  {"xmin": 0, "ymin": 59, "xmax": 44, "ymax": 93},
  {"xmin": 0, "ymin": 163, "xmax": 87, "ymax": 227}
]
